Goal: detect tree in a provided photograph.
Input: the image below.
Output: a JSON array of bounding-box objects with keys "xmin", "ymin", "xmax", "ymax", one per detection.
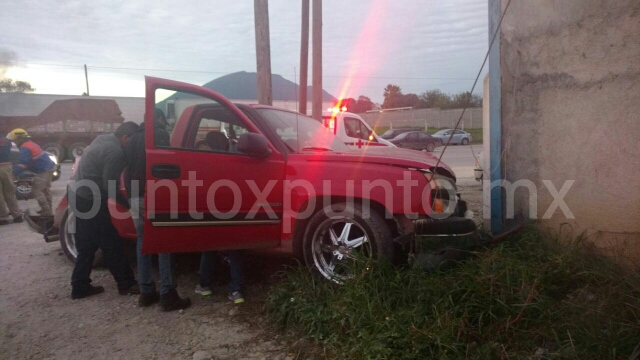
[
  {"xmin": 403, "ymin": 93, "xmax": 423, "ymax": 108},
  {"xmin": 350, "ymin": 95, "xmax": 374, "ymax": 113},
  {"xmin": 382, "ymin": 84, "xmax": 428, "ymax": 109},
  {"xmin": 418, "ymin": 89, "xmax": 482, "ymax": 109},
  {"xmin": 450, "ymin": 91, "xmax": 482, "ymax": 108},
  {"xmin": 420, "ymin": 89, "xmax": 451, "ymax": 108},
  {"xmin": 0, "ymin": 78, "xmax": 35, "ymax": 93},
  {"xmin": 382, "ymin": 84, "xmax": 403, "ymax": 109}
]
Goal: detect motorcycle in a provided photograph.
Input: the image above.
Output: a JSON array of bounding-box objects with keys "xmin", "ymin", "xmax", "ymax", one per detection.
[{"xmin": 13, "ymin": 152, "xmax": 61, "ymax": 200}]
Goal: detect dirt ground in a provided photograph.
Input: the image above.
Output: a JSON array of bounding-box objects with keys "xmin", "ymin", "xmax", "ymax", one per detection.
[
  {"xmin": 0, "ymin": 171, "xmax": 483, "ymax": 360},
  {"xmin": 0, "ymin": 218, "xmax": 297, "ymax": 360},
  {"xmin": 458, "ymin": 181, "xmax": 483, "ymax": 227}
]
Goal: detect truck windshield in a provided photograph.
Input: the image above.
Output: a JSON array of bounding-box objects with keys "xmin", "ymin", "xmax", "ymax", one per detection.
[{"xmin": 256, "ymin": 109, "xmax": 349, "ymax": 153}]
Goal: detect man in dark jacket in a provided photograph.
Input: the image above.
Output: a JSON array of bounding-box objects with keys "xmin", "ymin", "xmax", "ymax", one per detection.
[
  {"xmin": 0, "ymin": 133, "xmax": 22, "ymax": 224},
  {"xmin": 69, "ymin": 122, "xmax": 140, "ymax": 299},
  {"xmin": 124, "ymin": 111, "xmax": 191, "ymax": 311}
]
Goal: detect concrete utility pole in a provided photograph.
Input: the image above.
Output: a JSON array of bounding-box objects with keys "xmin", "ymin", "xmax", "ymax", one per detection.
[
  {"xmin": 84, "ymin": 64, "xmax": 90, "ymax": 96},
  {"xmin": 254, "ymin": 0, "xmax": 273, "ymax": 105},
  {"xmin": 299, "ymin": 0, "xmax": 310, "ymax": 115},
  {"xmin": 311, "ymin": 0, "xmax": 322, "ymax": 120}
]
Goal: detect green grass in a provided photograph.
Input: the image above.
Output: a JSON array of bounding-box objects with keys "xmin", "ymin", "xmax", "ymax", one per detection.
[
  {"xmin": 266, "ymin": 226, "xmax": 640, "ymax": 359},
  {"xmin": 374, "ymin": 126, "xmax": 483, "ymax": 144}
]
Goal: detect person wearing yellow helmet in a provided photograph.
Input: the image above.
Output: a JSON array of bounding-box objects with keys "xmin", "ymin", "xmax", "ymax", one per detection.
[
  {"xmin": 7, "ymin": 128, "xmax": 55, "ymax": 216},
  {"xmin": 0, "ymin": 131, "xmax": 23, "ymax": 224}
]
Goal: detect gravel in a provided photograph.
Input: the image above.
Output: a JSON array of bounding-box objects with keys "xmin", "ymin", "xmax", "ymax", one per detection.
[{"xmin": 0, "ymin": 217, "xmax": 287, "ymax": 360}]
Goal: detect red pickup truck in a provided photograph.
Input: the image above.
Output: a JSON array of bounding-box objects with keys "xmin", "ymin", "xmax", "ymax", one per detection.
[{"xmin": 32, "ymin": 77, "xmax": 476, "ymax": 280}]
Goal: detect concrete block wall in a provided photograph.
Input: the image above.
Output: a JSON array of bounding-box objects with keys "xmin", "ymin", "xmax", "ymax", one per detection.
[{"xmin": 499, "ymin": 0, "xmax": 640, "ymax": 262}]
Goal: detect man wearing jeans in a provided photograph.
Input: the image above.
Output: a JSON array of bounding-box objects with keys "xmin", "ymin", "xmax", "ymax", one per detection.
[{"xmin": 124, "ymin": 115, "xmax": 191, "ymax": 311}]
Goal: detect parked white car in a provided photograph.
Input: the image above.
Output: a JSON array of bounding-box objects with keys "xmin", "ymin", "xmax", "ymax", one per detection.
[{"xmin": 432, "ymin": 129, "xmax": 472, "ymax": 145}]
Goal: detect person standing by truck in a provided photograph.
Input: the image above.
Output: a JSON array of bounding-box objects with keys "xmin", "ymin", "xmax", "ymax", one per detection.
[
  {"xmin": 124, "ymin": 111, "xmax": 191, "ymax": 311},
  {"xmin": 0, "ymin": 132, "xmax": 23, "ymax": 225},
  {"xmin": 7, "ymin": 129, "xmax": 55, "ymax": 216},
  {"xmin": 69, "ymin": 122, "xmax": 140, "ymax": 299},
  {"xmin": 195, "ymin": 251, "xmax": 244, "ymax": 304}
]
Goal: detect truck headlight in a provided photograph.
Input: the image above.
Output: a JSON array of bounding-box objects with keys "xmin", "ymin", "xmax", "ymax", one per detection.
[{"xmin": 424, "ymin": 173, "xmax": 457, "ymax": 219}]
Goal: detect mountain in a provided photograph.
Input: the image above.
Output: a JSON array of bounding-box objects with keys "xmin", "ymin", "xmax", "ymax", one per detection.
[{"xmin": 201, "ymin": 71, "xmax": 336, "ymax": 101}]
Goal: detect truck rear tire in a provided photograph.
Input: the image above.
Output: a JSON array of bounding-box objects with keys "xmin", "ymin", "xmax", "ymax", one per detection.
[
  {"xmin": 59, "ymin": 208, "xmax": 104, "ymax": 268},
  {"xmin": 68, "ymin": 142, "xmax": 88, "ymax": 161},
  {"xmin": 42, "ymin": 143, "xmax": 66, "ymax": 162}
]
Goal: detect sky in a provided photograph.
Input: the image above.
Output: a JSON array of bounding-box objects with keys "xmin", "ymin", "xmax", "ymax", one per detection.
[{"xmin": 1, "ymin": 0, "xmax": 488, "ymax": 103}]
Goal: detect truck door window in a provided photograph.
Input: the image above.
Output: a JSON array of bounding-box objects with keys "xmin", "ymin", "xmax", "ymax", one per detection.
[
  {"xmin": 344, "ymin": 117, "xmax": 369, "ymax": 140},
  {"xmin": 153, "ymin": 89, "xmax": 248, "ymax": 153}
]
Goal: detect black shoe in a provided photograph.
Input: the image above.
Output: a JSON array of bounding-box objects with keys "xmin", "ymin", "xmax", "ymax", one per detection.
[
  {"xmin": 138, "ymin": 292, "xmax": 160, "ymax": 307},
  {"xmin": 71, "ymin": 285, "xmax": 105, "ymax": 299},
  {"xmin": 118, "ymin": 283, "xmax": 140, "ymax": 295},
  {"xmin": 13, "ymin": 214, "xmax": 24, "ymax": 223},
  {"xmin": 160, "ymin": 289, "xmax": 191, "ymax": 312}
]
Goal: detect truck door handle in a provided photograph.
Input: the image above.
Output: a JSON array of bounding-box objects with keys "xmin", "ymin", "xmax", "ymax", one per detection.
[{"xmin": 151, "ymin": 164, "xmax": 181, "ymax": 179}]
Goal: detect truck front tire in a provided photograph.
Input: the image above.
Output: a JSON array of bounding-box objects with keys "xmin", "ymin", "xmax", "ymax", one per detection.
[{"xmin": 302, "ymin": 203, "xmax": 394, "ymax": 282}]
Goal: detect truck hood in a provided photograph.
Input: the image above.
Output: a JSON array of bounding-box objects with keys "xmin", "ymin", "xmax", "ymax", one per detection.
[{"xmin": 304, "ymin": 147, "xmax": 457, "ymax": 181}]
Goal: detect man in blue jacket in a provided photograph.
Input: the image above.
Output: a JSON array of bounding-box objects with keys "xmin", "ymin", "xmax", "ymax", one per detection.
[
  {"xmin": 0, "ymin": 132, "xmax": 23, "ymax": 224},
  {"xmin": 7, "ymin": 129, "xmax": 54, "ymax": 216}
]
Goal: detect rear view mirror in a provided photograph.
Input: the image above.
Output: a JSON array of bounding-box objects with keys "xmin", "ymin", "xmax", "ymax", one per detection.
[{"xmin": 238, "ymin": 133, "xmax": 272, "ymax": 158}]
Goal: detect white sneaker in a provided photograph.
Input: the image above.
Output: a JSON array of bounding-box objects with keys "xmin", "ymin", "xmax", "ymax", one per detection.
[
  {"xmin": 228, "ymin": 291, "xmax": 244, "ymax": 304},
  {"xmin": 194, "ymin": 285, "xmax": 212, "ymax": 296}
]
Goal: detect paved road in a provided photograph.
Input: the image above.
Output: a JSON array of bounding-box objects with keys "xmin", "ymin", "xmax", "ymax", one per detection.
[{"xmin": 431, "ymin": 144, "xmax": 482, "ymax": 183}]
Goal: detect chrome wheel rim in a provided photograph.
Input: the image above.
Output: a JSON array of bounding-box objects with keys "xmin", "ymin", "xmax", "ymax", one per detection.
[
  {"xmin": 312, "ymin": 218, "xmax": 371, "ymax": 282},
  {"xmin": 65, "ymin": 211, "xmax": 78, "ymax": 259},
  {"xmin": 16, "ymin": 184, "xmax": 31, "ymax": 195}
]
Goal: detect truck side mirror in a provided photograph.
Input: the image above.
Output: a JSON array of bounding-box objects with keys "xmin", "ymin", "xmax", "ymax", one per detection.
[{"xmin": 238, "ymin": 133, "xmax": 272, "ymax": 158}]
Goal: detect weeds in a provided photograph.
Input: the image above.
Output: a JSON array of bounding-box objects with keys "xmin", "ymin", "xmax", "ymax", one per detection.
[{"xmin": 266, "ymin": 226, "xmax": 640, "ymax": 359}]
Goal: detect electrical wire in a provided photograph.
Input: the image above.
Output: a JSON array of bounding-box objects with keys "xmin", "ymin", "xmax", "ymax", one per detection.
[
  {"xmin": 427, "ymin": 0, "xmax": 512, "ymax": 182},
  {"xmin": 17, "ymin": 62, "xmax": 476, "ymax": 81}
]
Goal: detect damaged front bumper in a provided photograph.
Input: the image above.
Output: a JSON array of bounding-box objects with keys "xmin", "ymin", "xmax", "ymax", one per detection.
[{"xmin": 394, "ymin": 199, "xmax": 479, "ymax": 270}]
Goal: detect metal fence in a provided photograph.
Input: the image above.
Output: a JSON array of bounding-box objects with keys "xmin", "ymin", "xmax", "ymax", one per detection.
[{"xmin": 360, "ymin": 107, "xmax": 482, "ymax": 130}]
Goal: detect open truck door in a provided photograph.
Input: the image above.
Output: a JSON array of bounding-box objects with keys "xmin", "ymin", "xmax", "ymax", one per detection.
[{"xmin": 142, "ymin": 77, "xmax": 285, "ymax": 254}]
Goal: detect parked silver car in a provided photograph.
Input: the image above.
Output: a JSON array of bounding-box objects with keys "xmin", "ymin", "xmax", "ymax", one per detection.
[{"xmin": 432, "ymin": 129, "xmax": 472, "ymax": 145}]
